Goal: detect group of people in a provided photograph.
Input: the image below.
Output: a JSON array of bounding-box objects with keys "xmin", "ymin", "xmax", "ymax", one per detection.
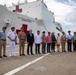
[
  {"xmin": 0, "ymin": 26, "xmax": 76, "ymax": 58},
  {"xmin": 56, "ymin": 31, "xmax": 76, "ymax": 52}
]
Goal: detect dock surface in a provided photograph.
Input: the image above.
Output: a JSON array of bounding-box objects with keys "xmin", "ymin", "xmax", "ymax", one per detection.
[{"xmin": 0, "ymin": 45, "xmax": 76, "ymax": 75}]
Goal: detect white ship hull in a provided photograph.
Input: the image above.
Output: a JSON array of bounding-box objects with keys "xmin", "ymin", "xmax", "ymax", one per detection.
[{"xmin": 0, "ymin": 0, "xmax": 63, "ymax": 43}]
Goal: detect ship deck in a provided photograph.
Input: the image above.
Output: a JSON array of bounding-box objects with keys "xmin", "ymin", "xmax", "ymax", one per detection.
[{"xmin": 0, "ymin": 44, "xmax": 76, "ymax": 75}]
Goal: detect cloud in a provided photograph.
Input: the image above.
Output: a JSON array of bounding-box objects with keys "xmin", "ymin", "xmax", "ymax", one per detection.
[
  {"xmin": 45, "ymin": 0, "xmax": 76, "ymax": 33},
  {"xmin": 46, "ymin": 0, "xmax": 74, "ymax": 20},
  {"xmin": 65, "ymin": 10, "xmax": 76, "ymax": 33},
  {"xmin": 66, "ymin": 10, "xmax": 76, "ymax": 22},
  {"xmin": 68, "ymin": 0, "xmax": 76, "ymax": 6}
]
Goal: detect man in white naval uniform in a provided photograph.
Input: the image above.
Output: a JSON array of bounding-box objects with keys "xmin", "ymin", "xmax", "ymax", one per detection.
[{"xmin": 7, "ymin": 27, "xmax": 17, "ymax": 56}]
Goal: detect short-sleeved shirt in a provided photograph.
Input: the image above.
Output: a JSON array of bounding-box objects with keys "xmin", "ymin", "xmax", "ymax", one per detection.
[
  {"xmin": 0, "ymin": 32, "xmax": 6, "ymax": 40},
  {"xmin": 61, "ymin": 35, "xmax": 66, "ymax": 43},
  {"xmin": 18, "ymin": 31, "xmax": 26, "ymax": 42},
  {"xmin": 7, "ymin": 31, "xmax": 17, "ymax": 41},
  {"xmin": 42, "ymin": 35, "xmax": 46, "ymax": 43}
]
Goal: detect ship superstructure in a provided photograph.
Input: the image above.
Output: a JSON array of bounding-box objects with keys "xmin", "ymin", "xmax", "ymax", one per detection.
[{"xmin": 8, "ymin": 0, "xmax": 63, "ymax": 33}]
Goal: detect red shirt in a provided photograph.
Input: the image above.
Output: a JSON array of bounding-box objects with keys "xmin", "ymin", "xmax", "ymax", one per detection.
[{"xmin": 46, "ymin": 35, "xmax": 52, "ymax": 43}]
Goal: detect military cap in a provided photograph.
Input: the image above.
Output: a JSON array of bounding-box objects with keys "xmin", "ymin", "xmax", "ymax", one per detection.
[
  {"xmin": 11, "ymin": 27, "xmax": 15, "ymax": 29},
  {"xmin": 42, "ymin": 31, "xmax": 45, "ymax": 33}
]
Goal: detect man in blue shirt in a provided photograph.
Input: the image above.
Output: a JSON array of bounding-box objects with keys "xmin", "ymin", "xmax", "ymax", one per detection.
[
  {"xmin": 0, "ymin": 27, "xmax": 7, "ymax": 58},
  {"xmin": 66, "ymin": 31, "xmax": 72, "ymax": 52}
]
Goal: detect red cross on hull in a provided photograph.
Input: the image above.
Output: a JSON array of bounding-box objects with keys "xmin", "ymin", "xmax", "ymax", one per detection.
[
  {"xmin": 16, "ymin": 24, "xmax": 29, "ymax": 35},
  {"xmin": 13, "ymin": 5, "xmax": 22, "ymax": 13}
]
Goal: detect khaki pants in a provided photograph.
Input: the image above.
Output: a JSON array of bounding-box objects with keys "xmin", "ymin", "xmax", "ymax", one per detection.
[
  {"xmin": 42, "ymin": 42, "xmax": 46, "ymax": 54},
  {"xmin": 61, "ymin": 42, "xmax": 66, "ymax": 52},
  {"xmin": 0, "ymin": 40, "xmax": 6, "ymax": 56},
  {"xmin": 19, "ymin": 42, "xmax": 25, "ymax": 55},
  {"xmin": 57, "ymin": 44, "xmax": 60, "ymax": 52}
]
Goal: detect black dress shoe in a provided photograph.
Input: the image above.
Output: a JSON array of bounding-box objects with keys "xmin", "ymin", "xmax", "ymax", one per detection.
[
  {"xmin": 49, "ymin": 51, "xmax": 52, "ymax": 53},
  {"xmin": 0, "ymin": 56, "xmax": 2, "ymax": 58},
  {"xmin": 31, "ymin": 53, "xmax": 34, "ymax": 55},
  {"xmin": 22, "ymin": 54, "xmax": 25, "ymax": 56},
  {"xmin": 3, "ymin": 55, "xmax": 7, "ymax": 57},
  {"xmin": 27, "ymin": 53, "xmax": 29, "ymax": 55},
  {"xmin": 38, "ymin": 53, "xmax": 41, "ymax": 54},
  {"xmin": 20, "ymin": 54, "xmax": 22, "ymax": 56}
]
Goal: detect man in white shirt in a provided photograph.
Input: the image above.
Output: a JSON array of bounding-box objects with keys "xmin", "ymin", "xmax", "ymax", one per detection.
[
  {"xmin": 34, "ymin": 30, "xmax": 42, "ymax": 54},
  {"xmin": 7, "ymin": 27, "xmax": 17, "ymax": 56}
]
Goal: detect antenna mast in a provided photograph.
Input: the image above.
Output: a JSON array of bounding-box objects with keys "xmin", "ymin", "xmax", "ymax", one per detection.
[{"xmin": 25, "ymin": 0, "xmax": 28, "ymax": 4}]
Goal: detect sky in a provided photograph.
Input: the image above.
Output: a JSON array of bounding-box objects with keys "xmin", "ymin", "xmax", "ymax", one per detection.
[{"xmin": 0, "ymin": 0, "xmax": 76, "ymax": 34}]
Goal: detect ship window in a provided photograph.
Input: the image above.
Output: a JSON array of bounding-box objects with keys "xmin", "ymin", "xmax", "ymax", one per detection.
[
  {"xmin": 27, "ymin": 11, "xmax": 29, "ymax": 13},
  {"xmin": 36, "ymin": 5, "xmax": 38, "ymax": 7}
]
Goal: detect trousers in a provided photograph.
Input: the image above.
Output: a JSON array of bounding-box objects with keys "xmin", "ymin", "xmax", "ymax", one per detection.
[
  {"xmin": 35, "ymin": 44, "xmax": 40, "ymax": 54},
  {"xmin": 27, "ymin": 42, "xmax": 33, "ymax": 55},
  {"xmin": 19, "ymin": 42, "xmax": 25, "ymax": 55},
  {"xmin": 42, "ymin": 42, "xmax": 46, "ymax": 54},
  {"xmin": 47, "ymin": 43, "xmax": 51, "ymax": 53},
  {"xmin": 9, "ymin": 41, "xmax": 15, "ymax": 56},
  {"xmin": 0, "ymin": 40, "xmax": 6, "ymax": 56}
]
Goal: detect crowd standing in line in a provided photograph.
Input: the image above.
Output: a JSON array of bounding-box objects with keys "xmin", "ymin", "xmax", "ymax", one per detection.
[{"xmin": 0, "ymin": 26, "xmax": 76, "ymax": 58}]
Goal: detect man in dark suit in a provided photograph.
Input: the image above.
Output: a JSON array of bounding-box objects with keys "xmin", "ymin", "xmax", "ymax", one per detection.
[{"xmin": 27, "ymin": 29, "xmax": 34, "ymax": 55}]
